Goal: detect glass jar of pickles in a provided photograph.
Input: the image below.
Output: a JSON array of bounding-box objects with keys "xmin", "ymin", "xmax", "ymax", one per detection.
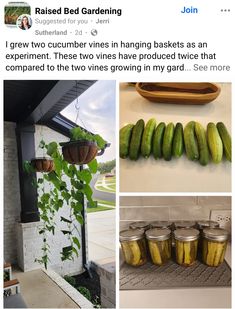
[
  {"xmin": 146, "ymin": 228, "xmax": 171, "ymax": 265},
  {"xmin": 120, "ymin": 229, "xmax": 147, "ymax": 266},
  {"xmin": 129, "ymin": 221, "xmax": 151, "ymax": 231},
  {"xmin": 174, "ymin": 228, "xmax": 199, "ymax": 266},
  {"xmin": 150, "ymin": 220, "xmax": 173, "ymax": 230},
  {"xmin": 202, "ymin": 228, "xmax": 229, "ymax": 267}
]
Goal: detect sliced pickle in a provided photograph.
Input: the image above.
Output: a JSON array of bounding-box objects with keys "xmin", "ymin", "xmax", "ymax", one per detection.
[
  {"xmin": 128, "ymin": 241, "xmax": 141, "ymax": 265},
  {"xmin": 149, "ymin": 240, "xmax": 162, "ymax": 265},
  {"xmin": 203, "ymin": 239, "xmax": 227, "ymax": 267}
]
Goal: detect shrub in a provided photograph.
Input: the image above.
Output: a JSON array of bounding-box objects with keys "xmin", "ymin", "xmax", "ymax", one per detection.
[
  {"xmin": 64, "ymin": 275, "xmax": 76, "ymax": 287},
  {"xmin": 77, "ymin": 286, "xmax": 92, "ymax": 301}
]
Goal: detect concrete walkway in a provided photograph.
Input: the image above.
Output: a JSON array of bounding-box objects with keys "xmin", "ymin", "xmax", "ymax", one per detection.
[
  {"xmin": 87, "ymin": 209, "xmax": 116, "ymax": 261},
  {"xmin": 13, "ymin": 268, "xmax": 79, "ymax": 308}
]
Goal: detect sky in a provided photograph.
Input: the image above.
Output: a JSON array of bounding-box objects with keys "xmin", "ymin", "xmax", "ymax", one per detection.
[{"xmin": 61, "ymin": 80, "xmax": 116, "ymax": 163}]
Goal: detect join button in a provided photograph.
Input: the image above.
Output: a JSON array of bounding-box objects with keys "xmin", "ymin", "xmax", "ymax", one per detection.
[{"xmin": 181, "ymin": 6, "xmax": 198, "ymax": 14}]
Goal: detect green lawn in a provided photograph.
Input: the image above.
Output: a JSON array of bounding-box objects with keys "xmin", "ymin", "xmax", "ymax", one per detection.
[{"xmin": 95, "ymin": 185, "xmax": 115, "ymax": 193}]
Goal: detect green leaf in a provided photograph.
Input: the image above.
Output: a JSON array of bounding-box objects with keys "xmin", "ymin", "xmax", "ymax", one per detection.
[
  {"xmin": 72, "ymin": 247, "xmax": 79, "ymax": 257},
  {"xmin": 72, "ymin": 237, "xmax": 81, "ymax": 250},
  {"xmin": 39, "ymin": 140, "xmax": 46, "ymax": 149},
  {"xmin": 60, "ymin": 216, "xmax": 72, "ymax": 224},
  {"xmin": 88, "ymin": 159, "xmax": 98, "ymax": 174},
  {"xmin": 38, "ymin": 178, "xmax": 44, "ymax": 184},
  {"xmin": 93, "ymin": 134, "xmax": 106, "ymax": 149},
  {"xmin": 75, "ymin": 214, "xmax": 84, "ymax": 225},
  {"xmin": 61, "ymin": 191, "xmax": 71, "ymax": 204},
  {"xmin": 83, "ymin": 184, "xmax": 93, "ymax": 200},
  {"xmin": 78, "ymin": 169, "xmax": 92, "ymax": 184},
  {"xmin": 47, "ymin": 172, "xmax": 61, "ymax": 190},
  {"xmin": 23, "ymin": 161, "xmax": 35, "ymax": 174},
  {"xmin": 73, "ymin": 202, "xmax": 83, "ymax": 213},
  {"xmin": 47, "ymin": 142, "xmax": 58, "ymax": 156},
  {"xmin": 53, "ymin": 157, "xmax": 62, "ymax": 177}
]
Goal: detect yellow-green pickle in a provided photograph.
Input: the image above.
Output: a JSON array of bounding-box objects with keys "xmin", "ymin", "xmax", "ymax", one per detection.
[
  {"xmin": 174, "ymin": 229, "xmax": 199, "ymax": 266},
  {"xmin": 120, "ymin": 229, "xmax": 147, "ymax": 266},
  {"xmin": 202, "ymin": 228, "xmax": 229, "ymax": 267},
  {"xmin": 146, "ymin": 228, "xmax": 171, "ymax": 265},
  {"xmin": 129, "ymin": 221, "xmax": 151, "ymax": 231}
]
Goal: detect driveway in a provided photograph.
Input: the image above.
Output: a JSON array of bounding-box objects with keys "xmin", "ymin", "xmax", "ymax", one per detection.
[
  {"xmin": 90, "ymin": 174, "xmax": 115, "ymax": 202},
  {"xmin": 87, "ymin": 210, "xmax": 115, "ymax": 262}
]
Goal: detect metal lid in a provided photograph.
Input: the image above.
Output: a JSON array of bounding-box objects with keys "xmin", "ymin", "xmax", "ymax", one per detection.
[
  {"xmin": 174, "ymin": 228, "xmax": 199, "ymax": 241},
  {"xmin": 150, "ymin": 221, "xmax": 172, "ymax": 229},
  {"xmin": 174, "ymin": 220, "xmax": 196, "ymax": 229},
  {"xmin": 197, "ymin": 220, "xmax": 219, "ymax": 230},
  {"xmin": 129, "ymin": 221, "xmax": 150, "ymax": 230},
  {"xmin": 120, "ymin": 229, "xmax": 145, "ymax": 242},
  {"xmin": 146, "ymin": 228, "xmax": 171, "ymax": 241},
  {"xmin": 203, "ymin": 228, "xmax": 229, "ymax": 242}
]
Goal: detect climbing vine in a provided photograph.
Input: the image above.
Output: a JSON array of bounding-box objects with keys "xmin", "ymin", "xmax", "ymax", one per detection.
[{"xmin": 24, "ymin": 139, "xmax": 99, "ymax": 269}]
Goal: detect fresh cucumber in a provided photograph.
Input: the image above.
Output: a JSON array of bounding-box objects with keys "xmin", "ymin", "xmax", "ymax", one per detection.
[
  {"xmin": 217, "ymin": 122, "xmax": 231, "ymax": 162},
  {"xmin": 141, "ymin": 118, "xmax": 156, "ymax": 158},
  {"xmin": 207, "ymin": 122, "xmax": 223, "ymax": 164},
  {"xmin": 152, "ymin": 122, "xmax": 166, "ymax": 159},
  {"xmin": 172, "ymin": 122, "xmax": 184, "ymax": 158},
  {"xmin": 184, "ymin": 121, "xmax": 199, "ymax": 161},
  {"xmin": 129, "ymin": 119, "xmax": 145, "ymax": 160},
  {"xmin": 162, "ymin": 122, "xmax": 174, "ymax": 161},
  {"xmin": 195, "ymin": 122, "xmax": 210, "ymax": 166},
  {"xmin": 119, "ymin": 124, "xmax": 134, "ymax": 159}
]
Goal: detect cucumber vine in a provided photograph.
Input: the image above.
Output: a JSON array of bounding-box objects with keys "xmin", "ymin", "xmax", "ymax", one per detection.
[{"xmin": 24, "ymin": 139, "xmax": 98, "ymax": 269}]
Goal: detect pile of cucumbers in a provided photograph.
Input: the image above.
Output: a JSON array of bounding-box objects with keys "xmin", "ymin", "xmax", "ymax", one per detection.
[{"xmin": 120, "ymin": 119, "xmax": 231, "ymax": 165}]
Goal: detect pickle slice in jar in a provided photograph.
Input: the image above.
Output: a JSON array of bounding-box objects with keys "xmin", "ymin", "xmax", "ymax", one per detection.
[
  {"xmin": 128, "ymin": 241, "xmax": 141, "ymax": 265},
  {"xmin": 149, "ymin": 240, "xmax": 162, "ymax": 264},
  {"xmin": 183, "ymin": 242, "xmax": 191, "ymax": 265},
  {"xmin": 176, "ymin": 240, "xmax": 184, "ymax": 264},
  {"xmin": 121, "ymin": 242, "xmax": 133, "ymax": 264},
  {"xmin": 219, "ymin": 242, "xmax": 227, "ymax": 264},
  {"xmin": 213, "ymin": 242, "xmax": 226, "ymax": 266},
  {"xmin": 206, "ymin": 241, "xmax": 217, "ymax": 266}
]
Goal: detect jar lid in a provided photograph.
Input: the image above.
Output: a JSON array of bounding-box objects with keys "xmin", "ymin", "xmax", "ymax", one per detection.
[
  {"xmin": 197, "ymin": 220, "xmax": 219, "ymax": 229},
  {"xmin": 174, "ymin": 220, "xmax": 196, "ymax": 229},
  {"xmin": 150, "ymin": 220, "xmax": 172, "ymax": 229},
  {"xmin": 203, "ymin": 228, "xmax": 229, "ymax": 242},
  {"xmin": 129, "ymin": 221, "xmax": 150, "ymax": 230},
  {"xmin": 174, "ymin": 228, "xmax": 199, "ymax": 241},
  {"xmin": 146, "ymin": 228, "xmax": 171, "ymax": 241},
  {"xmin": 120, "ymin": 229, "xmax": 145, "ymax": 242}
]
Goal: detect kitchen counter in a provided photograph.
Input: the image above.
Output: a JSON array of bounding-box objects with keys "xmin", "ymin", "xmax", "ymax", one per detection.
[
  {"xmin": 119, "ymin": 83, "xmax": 231, "ymax": 193},
  {"xmin": 120, "ymin": 244, "xmax": 231, "ymax": 308}
]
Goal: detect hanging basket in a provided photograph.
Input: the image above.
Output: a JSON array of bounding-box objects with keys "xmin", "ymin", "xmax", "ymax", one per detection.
[
  {"xmin": 31, "ymin": 157, "xmax": 55, "ymax": 172},
  {"xmin": 61, "ymin": 140, "xmax": 98, "ymax": 165}
]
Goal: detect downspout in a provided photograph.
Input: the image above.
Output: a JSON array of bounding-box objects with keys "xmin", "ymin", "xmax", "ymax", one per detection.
[{"xmin": 80, "ymin": 165, "xmax": 93, "ymax": 278}]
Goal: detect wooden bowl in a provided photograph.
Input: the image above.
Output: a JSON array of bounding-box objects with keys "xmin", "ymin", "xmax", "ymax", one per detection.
[{"xmin": 136, "ymin": 83, "xmax": 221, "ymax": 105}]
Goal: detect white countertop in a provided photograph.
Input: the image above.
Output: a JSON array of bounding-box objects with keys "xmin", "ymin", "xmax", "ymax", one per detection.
[
  {"xmin": 120, "ymin": 244, "xmax": 231, "ymax": 308},
  {"xmin": 119, "ymin": 83, "xmax": 231, "ymax": 193}
]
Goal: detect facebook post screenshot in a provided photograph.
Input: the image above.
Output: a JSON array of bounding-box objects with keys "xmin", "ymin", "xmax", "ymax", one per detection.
[{"xmin": 1, "ymin": 0, "xmax": 233, "ymax": 308}]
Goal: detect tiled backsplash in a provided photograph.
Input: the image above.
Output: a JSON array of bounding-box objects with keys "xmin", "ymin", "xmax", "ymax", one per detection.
[{"xmin": 120, "ymin": 196, "xmax": 231, "ymax": 230}]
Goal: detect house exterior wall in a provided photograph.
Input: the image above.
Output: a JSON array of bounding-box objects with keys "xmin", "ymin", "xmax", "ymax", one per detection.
[{"xmin": 4, "ymin": 122, "xmax": 86, "ymax": 276}]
